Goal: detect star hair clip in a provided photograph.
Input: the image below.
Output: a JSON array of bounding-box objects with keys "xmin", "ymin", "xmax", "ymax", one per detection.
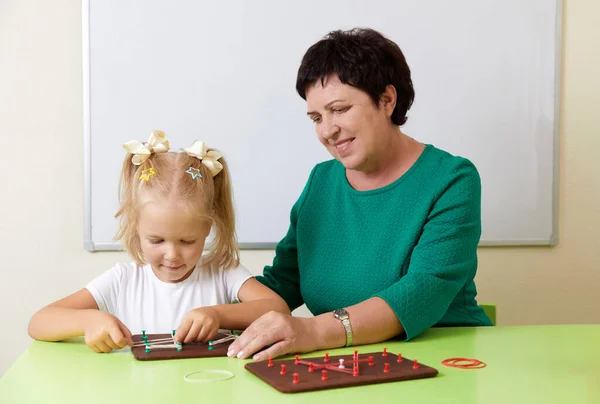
[
  {"xmin": 185, "ymin": 166, "xmax": 202, "ymax": 180},
  {"xmin": 139, "ymin": 167, "xmax": 156, "ymax": 181}
]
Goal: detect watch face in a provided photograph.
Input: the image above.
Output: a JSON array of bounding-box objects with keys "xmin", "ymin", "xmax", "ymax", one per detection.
[{"xmin": 333, "ymin": 308, "xmax": 348, "ymax": 319}]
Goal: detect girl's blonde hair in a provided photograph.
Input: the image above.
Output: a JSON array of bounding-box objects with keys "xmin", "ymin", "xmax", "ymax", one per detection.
[{"xmin": 115, "ymin": 150, "xmax": 239, "ymax": 270}]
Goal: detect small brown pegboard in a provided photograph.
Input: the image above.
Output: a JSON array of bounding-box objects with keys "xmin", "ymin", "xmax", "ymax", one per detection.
[{"xmin": 131, "ymin": 332, "xmax": 233, "ymax": 361}]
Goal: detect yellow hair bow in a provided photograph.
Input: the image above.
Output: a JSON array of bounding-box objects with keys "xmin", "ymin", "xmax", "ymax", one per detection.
[
  {"xmin": 182, "ymin": 140, "xmax": 223, "ymax": 177},
  {"xmin": 122, "ymin": 130, "xmax": 171, "ymax": 165}
]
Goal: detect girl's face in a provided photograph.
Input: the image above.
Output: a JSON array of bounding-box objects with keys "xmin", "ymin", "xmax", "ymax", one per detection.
[
  {"xmin": 305, "ymin": 74, "xmax": 396, "ymax": 173},
  {"xmin": 137, "ymin": 201, "xmax": 210, "ymax": 283}
]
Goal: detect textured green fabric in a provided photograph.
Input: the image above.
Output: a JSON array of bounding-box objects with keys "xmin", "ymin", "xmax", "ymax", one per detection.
[{"xmin": 257, "ymin": 144, "xmax": 492, "ymax": 340}]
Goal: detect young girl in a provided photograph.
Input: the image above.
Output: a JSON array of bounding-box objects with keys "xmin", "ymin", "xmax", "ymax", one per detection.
[{"xmin": 28, "ymin": 131, "xmax": 290, "ymax": 353}]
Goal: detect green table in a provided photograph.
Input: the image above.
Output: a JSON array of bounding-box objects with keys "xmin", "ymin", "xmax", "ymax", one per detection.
[{"xmin": 1, "ymin": 325, "xmax": 599, "ymax": 403}]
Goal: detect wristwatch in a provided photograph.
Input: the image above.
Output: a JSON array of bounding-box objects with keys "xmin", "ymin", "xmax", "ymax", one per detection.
[{"xmin": 333, "ymin": 308, "xmax": 353, "ymax": 347}]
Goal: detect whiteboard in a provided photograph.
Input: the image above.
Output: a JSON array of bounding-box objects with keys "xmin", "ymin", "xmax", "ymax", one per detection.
[{"xmin": 83, "ymin": 0, "xmax": 561, "ymax": 251}]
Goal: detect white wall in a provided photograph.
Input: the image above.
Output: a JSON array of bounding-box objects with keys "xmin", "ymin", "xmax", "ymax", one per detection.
[{"xmin": 1, "ymin": 0, "xmax": 599, "ymax": 377}]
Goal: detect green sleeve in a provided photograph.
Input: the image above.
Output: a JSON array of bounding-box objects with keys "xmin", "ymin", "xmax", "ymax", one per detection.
[
  {"xmin": 374, "ymin": 159, "xmax": 482, "ymax": 340},
  {"xmin": 256, "ymin": 166, "xmax": 318, "ymax": 311}
]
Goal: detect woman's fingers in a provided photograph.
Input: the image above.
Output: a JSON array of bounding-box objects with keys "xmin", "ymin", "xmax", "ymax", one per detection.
[
  {"xmin": 231, "ymin": 330, "xmax": 275, "ymax": 359},
  {"xmin": 229, "ymin": 312, "xmax": 293, "ymax": 359},
  {"xmin": 227, "ymin": 315, "xmax": 269, "ymax": 356},
  {"xmin": 252, "ymin": 340, "xmax": 292, "ymax": 362},
  {"xmin": 227, "ymin": 327, "xmax": 256, "ymax": 355}
]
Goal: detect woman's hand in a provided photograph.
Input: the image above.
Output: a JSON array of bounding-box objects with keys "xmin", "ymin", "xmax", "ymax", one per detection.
[
  {"xmin": 175, "ymin": 307, "xmax": 220, "ymax": 344},
  {"xmin": 227, "ymin": 311, "xmax": 322, "ymax": 361},
  {"xmin": 83, "ymin": 311, "xmax": 133, "ymax": 353}
]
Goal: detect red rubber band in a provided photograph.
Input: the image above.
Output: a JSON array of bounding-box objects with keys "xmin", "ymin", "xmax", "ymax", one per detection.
[
  {"xmin": 442, "ymin": 359, "xmax": 482, "ymax": 366},
  {"xmin": 442, "ymin": 357, "xmax": 487, "ymax": 369},
  {"xmin": 442, "ymin": 360, "xmax": 484, "ymax": 368}
]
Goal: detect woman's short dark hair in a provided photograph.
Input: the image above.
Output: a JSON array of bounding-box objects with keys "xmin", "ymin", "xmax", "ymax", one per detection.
[{"xmin": 296, "ymin": 28, "xmax": 415, "ymax": 126}]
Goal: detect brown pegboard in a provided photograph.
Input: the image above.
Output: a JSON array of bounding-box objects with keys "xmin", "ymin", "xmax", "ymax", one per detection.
[
  {"xmin": 245, "ymin": 350, "xmax": 438, "ymax": 393},
  {"xmin": 131, "ymin": 332, "xmax": 233, "ymax": 361}
]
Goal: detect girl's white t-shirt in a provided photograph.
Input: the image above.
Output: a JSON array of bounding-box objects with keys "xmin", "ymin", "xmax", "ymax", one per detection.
[{"xmin": 85, "ymin": 261, "xmax": 253, "ymax": 334}]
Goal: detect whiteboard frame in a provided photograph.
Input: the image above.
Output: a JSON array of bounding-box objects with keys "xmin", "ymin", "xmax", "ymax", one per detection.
[{"xmin": 82, "ymin": 0, "xmax": 562, "ymax": 251}]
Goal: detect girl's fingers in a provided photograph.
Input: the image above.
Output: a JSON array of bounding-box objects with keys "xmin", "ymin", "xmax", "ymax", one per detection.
[
  {"xmin": 175, "ymin": 317, "xmax": 194, "ymax": 343},
  {"xmin": 95, "ymin": 340, "xmax": 113, "ymax": 353},
  {"xmin": 184, "ymin": 322, "xmax": 202, "ymax": 344}
]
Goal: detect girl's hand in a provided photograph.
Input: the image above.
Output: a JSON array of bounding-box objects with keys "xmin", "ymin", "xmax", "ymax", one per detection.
[
  {"xmin": 83, "ymin": 311, "xmax": 133, "ymax": 353},
  {"xmin": 175, "ymin": 307, "xmax": 220, "ymax": 344}
]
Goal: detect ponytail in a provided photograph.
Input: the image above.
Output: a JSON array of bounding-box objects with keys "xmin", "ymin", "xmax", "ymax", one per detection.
[{"xmin": 202, "ymin": 155, "xmax": 239, "ymax": 270}]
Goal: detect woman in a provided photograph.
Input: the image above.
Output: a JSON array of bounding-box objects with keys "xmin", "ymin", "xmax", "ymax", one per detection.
[{"xmin": 228, "ymin": 28, "xmax": 491, "ymax": 361}]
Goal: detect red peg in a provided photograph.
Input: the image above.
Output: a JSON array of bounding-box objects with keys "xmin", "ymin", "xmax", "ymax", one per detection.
[
  {"xmin": 382, "ymin": 348, "xmax": 388, "ymax": 357},
  {"xmin": 353, "ymin": 362, "xmax": 359, "ymax": 376},
  {"xmin": 354, "ymin": 350, "xmax": 358, "ymax": 361},
  {"xmin": 321, "ymin": 370, "xmax": 328, "ymax": 381},
  {"xmin": 295, "ymin": 355, "xmax": 299, "ymax": 364},
  {"xmin": 384, "ymin": 363, "xmax": 390, "ymax": 373},
  {"xmin": 324, "ymin": 352, "xmax": 330, "ymax": 363},
  {"xmin": 293, "ymin": 373, "xmax": 299, "ymax": 384},
  {"xmin": 397, "ymin": 353, "xmax": 403, "ymax": 363},
  {"xmin": 309, "ymin": 363, "xmax": 315, "ymax": 372},
  {"xmin": 413, "ymin": 359, "xmax": 419, "ymax": 369},
  {"xmin": 368, "ymin": 356, "xmax": 374, "ymax": 367},
  {"xmin": 280, "ymin": 364, "xmax": 287, "ymax": 375}
]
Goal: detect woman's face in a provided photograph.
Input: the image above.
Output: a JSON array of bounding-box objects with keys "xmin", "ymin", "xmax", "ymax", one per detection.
[{"xmin": 305, "ymin": 75, "xmax": 395, "ymax": 172}]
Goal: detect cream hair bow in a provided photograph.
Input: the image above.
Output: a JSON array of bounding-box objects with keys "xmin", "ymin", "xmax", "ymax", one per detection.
[
  {"xmin": 182, "ymin": 140, "xmax": 223, "ymax": 177},
  {"xmin": 122, "ymin": 130, "xmax": 170, "ymax": 165}
]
